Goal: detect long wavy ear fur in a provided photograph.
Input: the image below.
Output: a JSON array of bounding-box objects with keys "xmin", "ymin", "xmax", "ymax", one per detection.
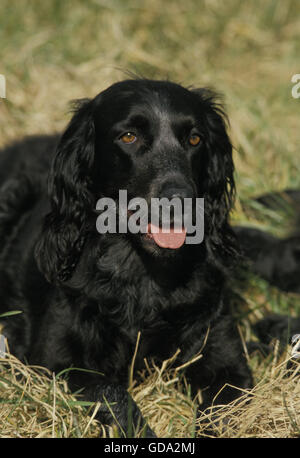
[
  {"xmin": 192, "ymin": 88, "xmax": 237, "ymax": 264},
  {"xmin": 35, "ymin": 99, "xmax": 95, "ymax": 283}
]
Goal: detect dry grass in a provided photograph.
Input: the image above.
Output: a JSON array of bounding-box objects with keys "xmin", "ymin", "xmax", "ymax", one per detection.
[
  {"xmin": 1, "ymin": 342, "xmax": 299, "ymax": 438},
  {"xmin": 197, "ymin": 350, "xmax": 300, "ymax": 438},
  {"xmin": 0, "ymin": 0, "xmax": 300, "ymax": 438},
  {"xmin": 132, "ymin": 334, "xmax": 300, "ymax": 438},
  {"xmin": 0, "ymin": 352, "xmax": 103, "ymax": 438}
]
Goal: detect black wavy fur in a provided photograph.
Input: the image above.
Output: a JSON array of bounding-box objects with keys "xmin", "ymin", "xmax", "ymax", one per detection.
[{"xmin": 0, "ymin": 79, "xmax": 254, "ymax": 437}]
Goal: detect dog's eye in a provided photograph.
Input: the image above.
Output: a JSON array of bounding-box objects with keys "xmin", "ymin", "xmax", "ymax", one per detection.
[
  {"xmin": 120, "ymin": 132, "xmax": 137, "ymax": 144},
  {"xmin": 188, "ymin": 134, "xmax": 201, "ymax": 146}
]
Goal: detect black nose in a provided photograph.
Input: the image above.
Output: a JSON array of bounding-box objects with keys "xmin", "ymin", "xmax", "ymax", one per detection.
[{"xmin": 158, "ymin": 183, "xmax": 194, "ymax": 201}]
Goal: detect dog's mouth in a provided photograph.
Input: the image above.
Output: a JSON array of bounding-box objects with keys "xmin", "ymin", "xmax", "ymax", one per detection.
[
  {"xmin": 95, "ymin": 201, "xmax": 188, "ymax": 250},
  {"xmin": 144, "ymin": 223, "xmax": 187, "ymax": 249}
]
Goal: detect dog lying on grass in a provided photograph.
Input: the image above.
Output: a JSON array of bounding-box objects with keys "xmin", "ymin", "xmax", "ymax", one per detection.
[{"xmin": 5, "ymin": 79, "xmax": 298, "ymax": 436}]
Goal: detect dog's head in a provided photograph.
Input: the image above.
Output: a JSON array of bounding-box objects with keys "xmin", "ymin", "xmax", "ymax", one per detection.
[{"xmin": 35, "ymin": 79, "xmax": 236, "ymax": 283}]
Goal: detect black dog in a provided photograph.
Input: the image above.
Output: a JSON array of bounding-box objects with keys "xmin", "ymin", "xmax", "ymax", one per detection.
[{"xmin": 0, "ymin": 79, "xmax": 252, "ymax": 436}]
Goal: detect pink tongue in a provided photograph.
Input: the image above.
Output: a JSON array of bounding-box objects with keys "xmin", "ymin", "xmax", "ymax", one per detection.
[{"xmin": 147, "ymin": 224, "xmax": 186, "ymax": 249}]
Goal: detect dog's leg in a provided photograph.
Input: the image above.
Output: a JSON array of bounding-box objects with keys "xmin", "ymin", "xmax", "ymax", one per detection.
[{"xmin": 76, "ymin": 382, "xmax": 156, "ymax": 438}]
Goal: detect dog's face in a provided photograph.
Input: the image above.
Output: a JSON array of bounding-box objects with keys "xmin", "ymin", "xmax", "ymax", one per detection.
[
  {"xmin": 93, "ymin": 80, "xmax": 207, "ymax": 256},
  {"xmin": 94, "ymin": 80, "xmax": 202, "ymax": 199},
  {"xmin": 36, "ymin": 79, "xmax": 235, "ymax": 281}
]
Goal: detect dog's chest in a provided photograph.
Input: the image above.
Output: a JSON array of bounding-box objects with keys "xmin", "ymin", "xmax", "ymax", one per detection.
[
  {"xmin": 95, "ymin": 244, "xmax": 171, "ymax": 319},
  {"xmin": 92, "ymin": 240, "xmax": 209, "ymax": 341}
]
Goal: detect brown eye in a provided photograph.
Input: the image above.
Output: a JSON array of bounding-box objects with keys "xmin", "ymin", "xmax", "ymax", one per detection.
[
  {"xmin": 120, "ymin": 132, "xmax": 137, "ymax": 144},
  {"xmin": 189, "ymin": 134, "xmax": 201, "ymax": 146}
]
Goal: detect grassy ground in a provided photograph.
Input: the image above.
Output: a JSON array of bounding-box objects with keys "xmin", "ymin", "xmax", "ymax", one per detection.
[{"xmin": 0, "ymin": 0, "xmax": 300, "ymax": 438}]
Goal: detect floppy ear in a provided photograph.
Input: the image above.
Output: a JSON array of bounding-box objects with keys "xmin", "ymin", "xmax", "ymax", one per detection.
[
  {"xmin": 192, "ymin": 88, "xmax": 237, "ymax": 262},
  {"xmin": 35, "ymin": 99, "xmax": 96, "ymax": 283}
]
